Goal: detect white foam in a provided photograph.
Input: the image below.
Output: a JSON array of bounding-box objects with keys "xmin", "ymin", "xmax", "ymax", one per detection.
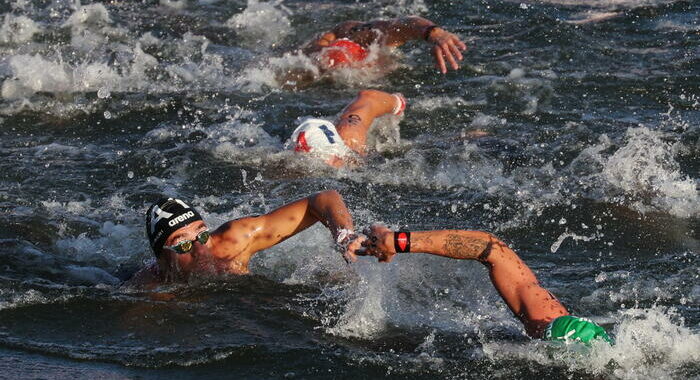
[
  {"xmin": 41, "ymin": 199, "xmax": 92, "ymax": 215},
  {"xmin": 160, "ymin": 0, "xmax": 188, "ymax": 10},
  {"xmin": 225, "ymin": 0, "xmax": 292, "ymax": 48},
  {"xmin": 327, "ymin": 267, "xmax": 388, "ymax": 338},
  {"xmin": 63, "ymin": 3, "xmax": 112, "ymax": 31},
  {"xmin": 235, "ymin": 50, "xmax": 317, "ymax": 91},
  {"xmin": 0, "ymin": 14, "xmax": 40, "ymax": 44},
  {"xmin": 594, "ymin": 127, "xmax": 698, "ymax": 218},
  {"xmin": 1, "ymin": 54, "xmax": 123, "ymax": 99},
  {"xmin": 481, "ymin": 306, "xmax": 699, "ymax": 379},
  {"xmin": 1, "ymin": 54, "xmax": 71, "ymax": 99}
]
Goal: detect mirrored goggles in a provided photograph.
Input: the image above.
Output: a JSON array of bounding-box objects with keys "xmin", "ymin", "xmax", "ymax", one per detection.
[{"xmin": 164, "ymin": 230, "xmax": 210, "ymax": 254}]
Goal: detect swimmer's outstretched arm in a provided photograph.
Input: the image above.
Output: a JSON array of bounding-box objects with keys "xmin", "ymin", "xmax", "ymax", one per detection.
[
  {"xmin": 335, "ymin": 90, "xmax": 404, "ymax": 155},
  {"xmin": 302, "ymin": 16, "xmax": 467, "ymax": 74},
  {"xmin": 362, "ymin": 225, "xmax": 569, "ymax": 337},
  {"xmin": 214, "ymin": 190, "xmax": 365, "ymax": 263}
]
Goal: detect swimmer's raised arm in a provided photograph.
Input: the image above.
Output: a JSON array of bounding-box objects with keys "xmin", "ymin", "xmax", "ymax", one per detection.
[
  {"xmin": 362, "ymin": 224, "xmax": 570, "ymax": 338},
  {"xmin": 215, "ymin": 190, "xmax": 365, "ymax": 263},
  {"xmin": 302, "ymin": 16, "xmax": 467, "ymax": 74},
  {"xmin": 335, "ymin": 90, "xmax": 405, "ymax": 155}
]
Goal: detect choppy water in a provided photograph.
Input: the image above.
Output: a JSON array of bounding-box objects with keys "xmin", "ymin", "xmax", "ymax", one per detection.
[{"xmin": 0, "ymin": 0, "xmax": 698, "ymax": 379}]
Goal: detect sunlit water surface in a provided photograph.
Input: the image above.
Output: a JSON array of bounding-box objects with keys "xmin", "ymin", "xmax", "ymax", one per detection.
[{"xmin": 0, "ymin": 0, "xmax": 698, "ymax": 379}]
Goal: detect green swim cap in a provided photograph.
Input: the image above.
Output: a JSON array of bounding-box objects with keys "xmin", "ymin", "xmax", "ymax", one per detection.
[{"xmin": 544, "ymin": 316, "xmax": 613, "ymax": 345}]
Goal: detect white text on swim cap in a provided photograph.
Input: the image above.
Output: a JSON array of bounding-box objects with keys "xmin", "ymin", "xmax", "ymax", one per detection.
[{"xmin": 168, "ymin": 211, "xmax": 195, "ymax": 227}]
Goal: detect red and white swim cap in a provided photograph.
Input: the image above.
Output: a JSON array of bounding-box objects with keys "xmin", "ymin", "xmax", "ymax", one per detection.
[
  {"xmin": 320, "ymin": 39, "xmax": 368, "ymax": 68},
  {"xmin": 289, "ymin": 118, "xmax": 351, "ymax": 159}
]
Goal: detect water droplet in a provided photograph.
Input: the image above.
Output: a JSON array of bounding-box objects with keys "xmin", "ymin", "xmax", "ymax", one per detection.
[{"xmin": 97, "ymin": 87, "xmax": 110, "ymax": 99}]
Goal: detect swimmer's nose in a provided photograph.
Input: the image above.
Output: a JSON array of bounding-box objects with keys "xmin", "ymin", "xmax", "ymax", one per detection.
[{"xmin": 190, "ymin": 240, "xmax": 208, "ymax": 256}]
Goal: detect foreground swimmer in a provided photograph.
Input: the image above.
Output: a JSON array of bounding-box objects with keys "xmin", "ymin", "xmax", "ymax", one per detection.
[
  {"xmin": 125, "ymin": 191, "xmax": 364, "ymax": 287},
  {"xmin": 288, "ymin": 89, "xmax": 406, "ymax": 167},
  {"xmin": 302, "ymin": 15, "xmax": 467, "ymax": 74},
  {"xmin": 361, "ymin": 225, "xmax": 613, "ymax": 344}
]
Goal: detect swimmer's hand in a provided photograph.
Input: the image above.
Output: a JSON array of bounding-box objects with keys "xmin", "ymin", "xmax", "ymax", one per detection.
[
  {"xmin": 336, "ymin": 230, "xmax": 367, "ymax": 264},
  {"xmin": 360, "ymin": 224, "xmax": 398, "ymax": 263},
  {"xmin": 426, "ymin": 27, "xmax": 467, "ymax": 74}
]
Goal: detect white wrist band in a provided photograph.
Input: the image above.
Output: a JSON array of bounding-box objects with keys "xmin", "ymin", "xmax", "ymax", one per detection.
[{"xmin": 392, "ymin": 93, "xmax": 406, "ymax": 116}]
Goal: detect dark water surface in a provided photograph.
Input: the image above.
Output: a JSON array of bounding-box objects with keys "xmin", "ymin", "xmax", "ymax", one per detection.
[{"xmin": 0, "ymin": 0, "xmax": 698, "ymax": 379}]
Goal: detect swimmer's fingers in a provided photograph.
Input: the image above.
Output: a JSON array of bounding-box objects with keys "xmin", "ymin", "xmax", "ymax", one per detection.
[
  {"xmin": 359, "ymin": 225, "xmax": 397, "ymax": 263},
  {"xmin": 447, "ymin": 40, "xmax": 464, "ymax": 61},
  {"xmin": 455, "ymin": 37, "xmax": 468, "ymax": 51},
  {"xmin": 441, "ymin": 42, "xmax": 459, "ymax": 71},
  {"xmin": 343, "ymin": 235, "xmax": 367, "ymax": 263},
  {"xmin": 432, "ymin": 45, "xmax": 447, "ymax": 74}
]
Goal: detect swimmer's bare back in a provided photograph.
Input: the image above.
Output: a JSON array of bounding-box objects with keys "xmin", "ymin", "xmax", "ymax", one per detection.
[{"xmin": 362, "ymin": 225, "xmax": 569, "ymax": 338}]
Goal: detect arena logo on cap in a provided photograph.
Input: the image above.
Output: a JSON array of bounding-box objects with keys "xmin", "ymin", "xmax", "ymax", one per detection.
[{"xmin": 168, "ymin": 211, "xmax": 195, "ymax": 226}]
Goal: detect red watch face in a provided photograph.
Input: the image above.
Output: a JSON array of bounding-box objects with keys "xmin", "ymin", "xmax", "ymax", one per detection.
[{"xmin": 396, "ymin": 232, "xmax": 409, "ymax": 251}]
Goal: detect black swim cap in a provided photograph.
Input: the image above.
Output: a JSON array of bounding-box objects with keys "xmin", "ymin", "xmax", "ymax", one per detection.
[{"xmin": 145, "ymin": 198, "xmax": 203, "ymax": 256}]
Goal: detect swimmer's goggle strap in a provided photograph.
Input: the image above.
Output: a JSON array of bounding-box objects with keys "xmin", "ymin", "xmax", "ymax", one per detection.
[{"xmin": 163, "ymin": 230, "xmax": 211, "ymax": 254}]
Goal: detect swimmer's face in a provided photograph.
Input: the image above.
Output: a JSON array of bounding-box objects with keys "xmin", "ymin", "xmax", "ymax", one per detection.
[{"xmin": 163, "ymin": 220, "xmax": 212, "ymax": 268}]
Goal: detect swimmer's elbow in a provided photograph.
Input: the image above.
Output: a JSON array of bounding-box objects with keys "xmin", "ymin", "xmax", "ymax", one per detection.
[{"xmin": 313, "ymin": 190, "xmax": 343, "ymax": 205}]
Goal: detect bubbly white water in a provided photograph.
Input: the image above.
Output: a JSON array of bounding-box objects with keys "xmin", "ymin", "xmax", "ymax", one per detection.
[{"xmin": 226, "ymin": 0, "xmax": 293, "ymax": 49}]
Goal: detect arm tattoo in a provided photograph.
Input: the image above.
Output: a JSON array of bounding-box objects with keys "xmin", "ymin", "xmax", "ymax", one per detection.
[
  {"xmin": 442, "ymin": 233, "xmax": 489, "ymax": 260},
  {"xmin": 345, "ymin": 114, "xmax": 362, "ymax": 125},
  {"xmin": 413, "ymin": 234, "xmax": 433, "ymax": 250}
]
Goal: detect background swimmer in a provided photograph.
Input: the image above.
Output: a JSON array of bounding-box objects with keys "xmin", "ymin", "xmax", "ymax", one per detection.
[
  {"xmin": 302, "ymin": 15, "xmax": 468, "ymax": 74},
  {"xmin": 277, "ymin": 15, "xmax": 468, "ymax": 87},
  {"xmin": 288, "ymin": 89, "xmax": 406, "ymax": 167}
]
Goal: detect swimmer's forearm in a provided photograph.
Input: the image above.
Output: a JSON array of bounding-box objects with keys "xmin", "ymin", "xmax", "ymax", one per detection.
[
  {"xmin": 307, "ymin": 17, "xmax": 437, "ymax": 51},
  {"xmin": 381, "ymin": 16, "xmax": 437, "ymax": 46},
  {"xmin": 403, "ymin": 230, "xmax": 494, "ymax": 260},
  {"xmin": 308, "ymin": 190, "xmax": 355, "ymax": 239},
  {"xmin": 339, "ymin": 90, "xmax": 397, "ymax": 120}
]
